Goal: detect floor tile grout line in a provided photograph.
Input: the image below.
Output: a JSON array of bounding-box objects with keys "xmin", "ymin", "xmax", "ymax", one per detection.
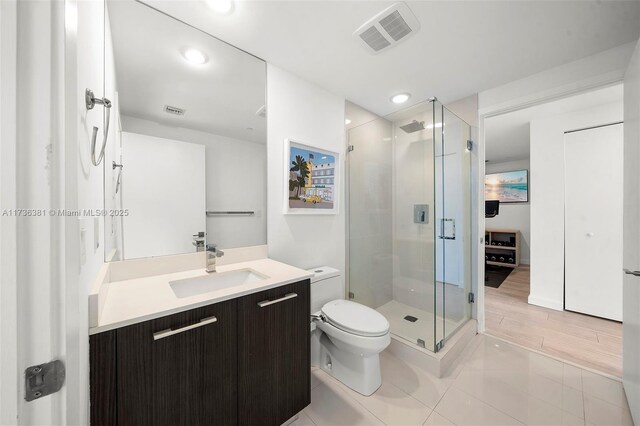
[
  {"xmin": 301, "ymin": 409, "xmax": 318, "ymax": 426},
  {"xmin": 484, "ymin": 328, "xmax": 622, "ymax": 381},
  {"xmin": 314, "ymin": 367, "xmax": 429, "ymax": 426},
  {"xmin": 482, "ymin": 336, "xmax": 629, "ymax": 412},
  {"xmin": 453, "ymin": 363, "xmax": 583, "ymax": 420},
  {"xmin": 422, "ymin": 409, "xmax": 457, "ymax": 426},
  {"xmin": 451, "ymin": 385, "xmax": 526, "ymax": 425}
]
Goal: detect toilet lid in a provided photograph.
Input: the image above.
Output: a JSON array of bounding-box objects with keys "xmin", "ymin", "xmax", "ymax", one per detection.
[{"xmin": 321, "ymin": 300, "xmax": 389, "ymax": 337}]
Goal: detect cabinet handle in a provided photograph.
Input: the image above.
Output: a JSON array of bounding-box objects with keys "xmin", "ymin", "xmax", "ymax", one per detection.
[
  {"xmin": 257, "ymin": 292, "xmax": 298, "ymax": 308},
  {"xmin": 153, "ymin": 316, "xmax": 217, "ymax": 341}
]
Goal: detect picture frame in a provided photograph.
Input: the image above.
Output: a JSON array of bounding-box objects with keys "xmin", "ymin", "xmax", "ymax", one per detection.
[
  {"xmin": 485, "ymin": 169, "xmax": 529, "ymax": 203},
  {"xmin": 284, "ymin": 139, "xmax": 339, "ymax": 215}
]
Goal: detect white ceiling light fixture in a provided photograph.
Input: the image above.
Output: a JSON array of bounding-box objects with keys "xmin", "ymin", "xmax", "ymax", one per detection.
[
  {"xmin": 354, "ymin": 2, "xmax": 421, "ymax": 54},
  {"xmin": 205, "ymin": 0, "xmax": 234, "ymax": 15},
  {"xmin": 182, "ymin": 48, "xmax": 208, "ymax": 65},
  {"xmin": 345, "ymin": 118, "xmax": 352, "ymax": 125},
  {"xmin": 391, "ymin": 93, "xmax": 410, "ymax": 104}
]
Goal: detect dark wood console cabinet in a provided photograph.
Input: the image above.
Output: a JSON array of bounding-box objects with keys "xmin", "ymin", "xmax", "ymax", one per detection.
[{"xmin": 90, "ymin": 279, "xmax": 310, "ymax": 426}]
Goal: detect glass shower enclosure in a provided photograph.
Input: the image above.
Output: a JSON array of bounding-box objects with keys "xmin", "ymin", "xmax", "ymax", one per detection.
[{"xmin": 347, "ymin": 99, "xmax": 472, "ymax": 353}]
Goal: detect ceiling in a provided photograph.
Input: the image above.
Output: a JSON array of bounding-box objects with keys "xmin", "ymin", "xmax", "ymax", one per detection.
[
  {"xmin": 108, "ymin": 0, "xmax": 267, "ymax": 144},
  {"xmin": 141, "ymin": 0, "xmax": 640, "ymax": 116},
  {"xmin": 485, "ymin": 84, "xmax": 623, "ymax": 163}
]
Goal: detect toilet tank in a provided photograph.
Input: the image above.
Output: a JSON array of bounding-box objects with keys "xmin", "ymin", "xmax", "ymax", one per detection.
[{"xmin": 308, "ymin": 266, "xmax": 342, "ymax": 313}]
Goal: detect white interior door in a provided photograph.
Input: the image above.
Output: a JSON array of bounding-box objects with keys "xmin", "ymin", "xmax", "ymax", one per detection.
[
  {"xmin": 122, "ymin": 132, "xmax": 205, "ymax": 259},
  {"xmin": 564, "ymin": 123, "xmax": 623, "ymax": 321},
  {"xmin": 622, "ymin": 39, "xmax": 640, "ymax": 425}
]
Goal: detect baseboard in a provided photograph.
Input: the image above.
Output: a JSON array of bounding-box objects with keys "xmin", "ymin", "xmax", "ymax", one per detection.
[{"xmin": 528, "ymin": 295, "xmax": 563, "ymax": 311}]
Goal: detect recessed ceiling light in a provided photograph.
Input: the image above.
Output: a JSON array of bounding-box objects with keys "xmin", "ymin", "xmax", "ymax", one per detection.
[
  {"xmin": 205, "ymin": 0, "xmax": 234, "ymax": 14},
  {"xmin": 182, "ymin": 48, "xmax": 208, "ymax": 65},
  {"xmin": 391, "ymin": 93, "xmax": 411, "ymax": 104},
  {"xmin": 345, "ymin": 118, "xmax": 352, "ymax": 125}
]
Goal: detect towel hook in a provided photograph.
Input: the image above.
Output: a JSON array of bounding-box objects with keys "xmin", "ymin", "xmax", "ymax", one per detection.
[{"xmin": 86, "ymin": 88, "xmax": 112, "ymax": 167}]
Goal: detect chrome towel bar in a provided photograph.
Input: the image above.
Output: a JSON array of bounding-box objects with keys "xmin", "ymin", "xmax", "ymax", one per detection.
[{"xmin": 206, "ymin": 211, "xmax": 255, "ymax": 216}]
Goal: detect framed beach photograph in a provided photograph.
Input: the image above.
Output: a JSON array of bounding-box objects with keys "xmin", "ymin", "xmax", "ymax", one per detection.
[
  {"xmin": 284, "ymin": 140, "xmax": 339, "ymax": 214},
  {"xmin": 485, "ymin": 170, "xmax": 529, "ymax": 203}
]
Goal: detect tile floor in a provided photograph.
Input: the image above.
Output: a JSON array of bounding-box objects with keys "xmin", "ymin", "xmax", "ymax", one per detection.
[
  {"xmin": 293, "ymin": 334, "xmax": 633, "ymax": 426},
  {"xmin": 485, "ymin": 266, "xmax": 623, "ymax": 377}
]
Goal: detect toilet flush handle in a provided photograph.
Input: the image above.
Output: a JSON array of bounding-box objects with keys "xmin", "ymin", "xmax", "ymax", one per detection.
[{"xmin": 311, "ymin": 313, "xmax": 327, "ymax": 323}]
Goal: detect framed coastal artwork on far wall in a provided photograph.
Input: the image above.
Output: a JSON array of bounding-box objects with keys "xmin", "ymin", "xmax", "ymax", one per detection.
[
  {"xmin": 284, "ymin": 139, "xmax": 339, "ymax": 214},
  {"xmin": 485, "ymin": 170, "xmax": 529, "ymax": 203}
]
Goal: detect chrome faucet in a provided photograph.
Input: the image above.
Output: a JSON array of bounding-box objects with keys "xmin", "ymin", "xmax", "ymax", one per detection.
[{"xmin": 206, "ymin": 244, "xmax": 225, "ymax": 273}]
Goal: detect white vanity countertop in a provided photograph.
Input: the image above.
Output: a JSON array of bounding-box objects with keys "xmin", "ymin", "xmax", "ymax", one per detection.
[{"xmin": 90, "ymin": 258, "xmax": 313, "ymax": 335}]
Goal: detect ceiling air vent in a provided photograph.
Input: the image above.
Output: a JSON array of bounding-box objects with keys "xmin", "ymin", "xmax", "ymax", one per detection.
[
  {"xmin": 163, "ymin": 105, "xmax": 185, "ymax": 116},
  {"xmin": 354, "ymin": 2, "xmax": 420, "ymax": 54}
]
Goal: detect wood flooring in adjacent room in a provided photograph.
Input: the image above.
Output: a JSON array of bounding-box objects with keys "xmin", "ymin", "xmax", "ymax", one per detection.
[{"xmin": 484, "ymin": 266, "xmax": 623, "ymax": 378}]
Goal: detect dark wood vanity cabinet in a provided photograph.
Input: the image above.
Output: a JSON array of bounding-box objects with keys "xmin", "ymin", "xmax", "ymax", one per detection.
[
  {"xmin": 116, "ymin": 300, "xmax": 238, "ymax": 426},
  {"xmin": 90, "ymin": 279, "xmax": 310, "ymax": 426},
  {"xmin": 238, "ymin": 280, "xmax": 311, "ymax": 426}
]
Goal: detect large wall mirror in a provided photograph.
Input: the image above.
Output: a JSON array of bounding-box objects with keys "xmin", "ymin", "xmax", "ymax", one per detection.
[{"xmin": 103, "ymin": 0, "xmax": 267, "ymax": 261}]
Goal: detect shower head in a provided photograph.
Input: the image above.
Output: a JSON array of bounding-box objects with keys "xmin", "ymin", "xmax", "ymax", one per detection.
[{"xmin": 399, "ymin": 120, "xmax": 425, "ymax": 133}]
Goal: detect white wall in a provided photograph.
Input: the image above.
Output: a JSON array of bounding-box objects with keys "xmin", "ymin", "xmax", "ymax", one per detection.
[
  {"xmin": 447, "ymin": 94, "xmax": 479, "ymax": 127},
  {"xmin": 121, "ymin": 116, "xmax": 267, "ymax": 250},
  {"xmin": 479, "ymin": 42, "xmax": 635, "ymax": 115},
  {"xmin": 393, "ymin": 109, "xmax": 436, "ymax": 311},
  {"xmin": 485, "ymin": 159, "xmax": 531, "ymax": 264},
  {"xmin": 266, "ymin": 64, "xmax": 346, "ymax": 287},
  {"xmin": 529, "ymin": 101, "xmax": 623, "ymax": 311}
]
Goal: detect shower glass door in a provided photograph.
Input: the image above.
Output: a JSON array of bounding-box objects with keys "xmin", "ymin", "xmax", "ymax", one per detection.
[
  {"xmin": 434, "ymin": 103, "xmax": 472, "ymax": 345},
  {"xmin": 347, "ymin": 117, "xmax": 394, "ymax": 310},
  {"xmin": 346, "ymin": 99, "xmax": 471, "ymax": 353}
]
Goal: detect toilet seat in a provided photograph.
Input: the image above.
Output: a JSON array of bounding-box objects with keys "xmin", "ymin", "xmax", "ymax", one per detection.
[{"xmin": 321, "ymin": 300, "xmax": 389, "ymax": 337}]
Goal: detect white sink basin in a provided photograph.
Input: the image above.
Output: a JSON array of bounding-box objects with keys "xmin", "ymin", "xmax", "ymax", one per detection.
[{"xmin": 170, "ymin": 269, "xmax": 268, "ymax": 298}]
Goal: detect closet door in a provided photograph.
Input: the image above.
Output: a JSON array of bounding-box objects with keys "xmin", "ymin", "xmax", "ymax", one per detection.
[{"xmin": 564, "ymin": 123, "xmax": 623, "ymax": 320}]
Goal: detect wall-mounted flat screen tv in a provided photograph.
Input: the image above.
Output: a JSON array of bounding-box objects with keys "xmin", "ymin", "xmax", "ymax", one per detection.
[{"xmin": 485, "ymin": 170, "xmax": 528, "ymax": 203}]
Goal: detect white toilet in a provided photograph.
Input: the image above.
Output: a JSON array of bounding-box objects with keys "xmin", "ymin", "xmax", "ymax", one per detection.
[{"xmin": 309, "ymin": 267, "xmax": 390, "ymax": 396}]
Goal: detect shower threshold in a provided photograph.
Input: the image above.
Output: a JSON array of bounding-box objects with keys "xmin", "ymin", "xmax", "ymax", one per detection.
[
  {"xmin": 377, "ymin": 300, "xmax": 463, "ymax": 350},
  {"xmin": 377, "ymin": 300, "xmax": 478, "ymax": 377}
]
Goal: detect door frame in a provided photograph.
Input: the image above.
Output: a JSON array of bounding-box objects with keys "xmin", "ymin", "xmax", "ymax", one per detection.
[
  {"xmin": 0, "ymin": 0, "xmax": 19, "ymax": 422},
  {"xmin": 1, "ymin": 1, "xmax": 85, "ymax": 423},
  {"xmin": 475, "ymin": 77, "xmax": 624, "ymax": 333}
]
